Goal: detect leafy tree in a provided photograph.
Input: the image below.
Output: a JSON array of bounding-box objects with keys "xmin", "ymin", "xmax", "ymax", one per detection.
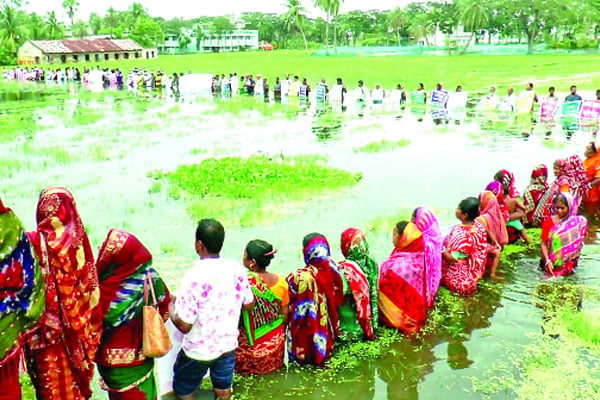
[
  {"xmin": 211, "ymin": 16, "xmax": 233, "ymax": 50},
  {"xmin": 71, "ymin": 19, "xmax": 87, "ymax": 38},
  {"xmin": 194, "ymin": 25, "xmax": 205, "ymax": 51},
  {"xmin": 0, "ymin": 2, "xmax": 26, "ymax": 61},
  {"xmin": 62, "ymin": 0, "xmax": 79, "ymax": 26},
  {"xmin": 282, "ymin": 0, "xmax": 308, "ymax": 54},
  {"xmin": 46, "ymin": 11, "xmax": 65, "ymax": 39},
  {"xmin": 387, "ymin": 7, "xmax": 407, "ymax": 45},
  {"xmin": 88, "ymin": 12, "xmax": 102, "ymax": 35},
  {"xmin": 130, "ymin": 17, "xmax": 163, "ymax": 47},
  {"xmin": 457, "ymin": 0, "xmax": 489, "ymax": 54},
  {"xmin": 104, "ymin": 7, "xmax": 118, "ymax": 38},
  {"xmin": 129, "ymin": 2, "xmax": 147, "ymax": 25},
  {"xmin": 27, "ymin": 12, "xmax": 46, "ymax": 40},
  {"xmin": 178, "ymin": 33, "xmax": 190, "ymax": 53},
  {"xmin": 330, "ymin": 0, "xmax": 342, "ymax": 52}
]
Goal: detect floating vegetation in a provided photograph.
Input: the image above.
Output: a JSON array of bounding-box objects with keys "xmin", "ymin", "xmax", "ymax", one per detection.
[
  {"xmin": 150, "ymin": 155, "xmax": 362, "ymax": 226},
  {"xmin": 353, "ymin": 138, "xmax": 412, "ymax": 153}
]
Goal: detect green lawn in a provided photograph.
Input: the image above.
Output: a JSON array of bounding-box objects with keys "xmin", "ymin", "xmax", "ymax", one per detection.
[{"xmin": 58, "ymin": 50, "xmax": 600, "ymax": 93}]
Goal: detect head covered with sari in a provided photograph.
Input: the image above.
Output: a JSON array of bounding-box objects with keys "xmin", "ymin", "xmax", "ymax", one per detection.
[
  {"xmin": 523, "ymin": 164, "xmax": 549, "ymax": 224},
  {"xmin": 547, "ymin": 192, "xmax": 588, "ymax": 271},
  {"xmin": 287, "ymin": 234, "xmax": 343, "ymax": 365},
  {"xmin": 27, "ymin": 186, "xmax": 102, "ymax": 398},
  {"xmin": 412, "ymin": 207, "xmax": 442, "ymax": 308},
  {"xmin": 485, "ymin": 180, "xmax": 510, "ymax": 222},
  {"xmin": 0, "ymin": 198, "xmax": 44, "ymax": 368},
  {"xmin": 479, "ymin": 191, "xmax": 509, "ymax": 247},
  {"xmin": 494, "ymin": 169, "xmax": 520, "ymax": 197},
  {"xmin": 341, "ymin": 228, "xmax": 378, "ymax": 324},
  {"xmin": 379, "ymin": 221, "xmax": 427, "ymax": 333}
]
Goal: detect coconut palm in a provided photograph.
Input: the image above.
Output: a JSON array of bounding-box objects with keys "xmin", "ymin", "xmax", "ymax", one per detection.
[
  {"xmin": 46, "ymin": 11, "xmax": 65, "ymax": 39},
  {"xmin": 105, "ymin": 7, "xmax": 118, "ymax": 38},
  {"xmin": 330, "ymin": 0, "xmax": 342, "ymax": 52},
  {"xmin": 62, "ymin": 0, "xmax": 79, "ymax": 27},
  {"xmin": 72, "ymin": 20, "xmax": 88, "ymax": 39},
  {"xmin": 282, "ymin": 0, "xmax": 308, "ymax": 54},
  {"xmin": 0, "ymin": 3, "xmax": 26, "ymax": 56},
  {"xmin": 457, "ymin": 0, "xmax": 489, "ymax": 54},
  {"xmin": 314, "ymin": 0, "xmax": 332, "ymax": 51},
  {"xmin": 129, "ymin": 3, "xmax": 147, "ymax": 25}
]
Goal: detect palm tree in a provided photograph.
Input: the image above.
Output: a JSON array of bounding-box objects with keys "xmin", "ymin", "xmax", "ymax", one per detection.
[
  {"xmin": 457, "ymin": 0, "xmax": 489, "ymax": 54},
  {"xmin": 178, "ymin": 33, "xmax": 191, "ymax": 53},
  {"xmin": 194, "ymin": 25, "xmax": 205, "ymax": 51},
  {"xmin": 129, "ymin": 3, "xmax": 146, "ymax": 25},
  {"xmin": 46, "ymin": 11, "xmax": 65, "ymax": 39},
  {"xmin": 62, "ymin": 0, "xmax": 79, "ymax": 26},
  {"xmin": 387, "ymin": 7, "xmax": 407, "ymax": 46},
  {"xmin": 72, "ymin": 20, "xmax": 88, "ymax": 38},
  {"xmin": 0, "ymin": 3, "xmax": 26, "ymax": 57},
  {"xmin": 314, "ymin": 0, "xmax": 332, "ymax": 51},
  {"xmin": 282, "ymin": 0, "xmax": 308, "ymax": 55},
  {"xmin": 27, "ymin": 13, "xmax": 47, "ymax": 40},
  {"xmin": 89, "ymin": 12, "xmax": 102, "ymax": 35},
  {"xmin": 330, "ymin": 0, "xmax": 342, "ymax": 52},
  {"xmin": 105, "ymin": 7, "xmax": 118, "ymax": 38}
]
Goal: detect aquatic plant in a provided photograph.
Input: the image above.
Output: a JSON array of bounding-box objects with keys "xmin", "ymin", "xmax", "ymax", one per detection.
[
  {"xmin": 153, "ymin": 155, "xmax": 362, "ymax": 225},
  {"xmin": 353, "ymin": 138, "xmax": 412, "ymax": 153}
]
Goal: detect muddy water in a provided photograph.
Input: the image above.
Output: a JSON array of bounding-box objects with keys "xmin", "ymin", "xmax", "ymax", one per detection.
[{"xmin": 1, "ymin": 84, "xmax": 599, "ymax": 399}]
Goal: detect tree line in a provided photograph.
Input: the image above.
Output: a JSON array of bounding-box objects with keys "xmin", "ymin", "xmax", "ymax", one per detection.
[{"xmin": 0, "ymin": 0, "xmax": 599, "ymax": 64}]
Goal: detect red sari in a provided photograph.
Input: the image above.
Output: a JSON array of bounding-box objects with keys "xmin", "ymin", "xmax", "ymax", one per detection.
[
  {"xmin": 287, "ymin": 236, "xmax": 343, "ymax": 366},
  {"xmin": 96, "ymin": 229, "xmax": 170, "ymax": 399},
  {"xmin": 378, "ymin": 222, "xmax": 427, "ymax": 333},
  {"xmin": 441, "ymin": 221, "xmax": 488, "ymax": 295},
  {"xmin": 24, "ymin": 187, "xmax": 103, "ymax": 400}
]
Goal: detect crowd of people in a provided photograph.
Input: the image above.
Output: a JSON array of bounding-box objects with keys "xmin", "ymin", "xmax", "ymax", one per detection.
[{"xmin": 1, "ymin": 136, "xmax": 598, "ymax": 399}]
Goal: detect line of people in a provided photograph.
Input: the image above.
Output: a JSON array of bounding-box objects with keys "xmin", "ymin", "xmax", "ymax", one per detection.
[{"xmin": 1, "ymin": 140, "xmax": 596, "ymax": 399}]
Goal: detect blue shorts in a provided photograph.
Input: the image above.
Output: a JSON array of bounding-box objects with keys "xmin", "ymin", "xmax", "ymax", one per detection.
[{"xmin": 173, "ymin": 350, "xmax": 236, "ymax": 396}]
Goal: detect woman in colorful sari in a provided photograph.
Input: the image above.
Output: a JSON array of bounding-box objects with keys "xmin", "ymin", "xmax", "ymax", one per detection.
[
  {"xmin": 533, "ymin": 156, "xmax": 589, "ymax": 226},
  {"xmin": 24, "ymin": 186, "xmax": 103, "ymax": 400},
  {"xmin": 522, "ymin": 164, "xmax": 549, "ymax": 226},
  {"xmin": 236, "ymin": 239, "xmax": 289, "ymax": 375},
  {"xmin": 494, "ymin": 169, "xmax": 520, "ymax": 198},
  {"xmin": 287, "ymin": 233, "xmax": 343, "ymax": 366},
  {"xmin": 411, "ymin": 207, "xmax": 443, "ymax": 308},
  {"xmin": 378, "ymin": 221, "xmax": 427, "ymax": 333},
  {"xmin": 477, "ymin": 191, "xmax": 508, "ymax": 278},
  {"xmin": 96, "ymin": 229, "xmax": 170, "ymax": 399},
  {"xmin": 0, "ymin": 198, "xmax": 45, "ymax": 400},
  {"xmin": 540, "ymin": 193, "xmax": 588, "ymax": 276},
  {"xmin": 441, "ymin": 197, "xmax": 488, "ymax": 295},
  {"xmin": 583, "ymin": 141, "xmax": 600, "ymax": 241},
  {"xmin": 337, "ymin": 228, "xmax": 375, "ymax": 342}
]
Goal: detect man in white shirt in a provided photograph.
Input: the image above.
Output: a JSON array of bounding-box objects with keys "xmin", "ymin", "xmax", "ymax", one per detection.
[{"xmin": 170, "ymin": 219, "xmax": 254, "ymax": 400}]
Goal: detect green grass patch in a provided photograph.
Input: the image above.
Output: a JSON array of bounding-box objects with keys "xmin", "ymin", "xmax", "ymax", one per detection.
[
  {"xmin": 0, "ymin": 112, "xmax": 37, "ymax": 143},
  {"xmin": 0, "ymin": 159, "xmax": 23, "ymax": 178},
  {"xmin": 71, "ymin": 106, "xmax": 104, "ymax": 126},
  {"xmin": 353, "ymin": 138, "xmax": 412, "ymax": 153},
  {"xmin": 154, "ymin": 155, "xmax": 361, "ymax": 225}
]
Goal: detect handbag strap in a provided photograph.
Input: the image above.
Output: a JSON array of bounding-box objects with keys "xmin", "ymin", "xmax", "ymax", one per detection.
[{"xmin": 144, "ymin": 272, "xmax": 158, "ymax": 307}]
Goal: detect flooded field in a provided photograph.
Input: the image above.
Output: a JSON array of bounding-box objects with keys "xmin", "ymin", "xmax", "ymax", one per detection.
[{"xmin": 2, "ymin": 82, "xmax": 600, "ymax": 399}]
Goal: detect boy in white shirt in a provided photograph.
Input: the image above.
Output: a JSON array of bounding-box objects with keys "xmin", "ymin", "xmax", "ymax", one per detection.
[{"xmin": 170, "ymin": 219, "xmax": 254, "ymax": 400}]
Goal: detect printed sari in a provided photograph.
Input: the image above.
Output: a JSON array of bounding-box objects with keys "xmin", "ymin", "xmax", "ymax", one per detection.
[
  {"xmin": 287, "ymin": 236, "xmax": 343, "ymax": 366},
  {"xmin": 96, "ymin": 229, "xmax": 170, "ymax": 399},
  {"xmin": 479, "ymin": 191, "xmax": 509, "ymax": 248},
  {"xmin": 338, "ymin": 228, "xmax": 376, "ymax": 341},
  {"xmin": 523, "ymin": 165, "xmax": 549, "ymax": 226},
  {"xmin": 236, "ymin": 272, "xmax": 286, "ymax": 375},
  {"xmin": 441, "ymin": 221, "xmax": 488, "ymax": 295},
  {"xmin": 542, "ymin": 193, "xmax": 588, "ymax": 276},
  {"xmin": 412, "ymin": 207, "xmax": 443, "ymax": 308},
  {"xmin": 378, "ymin": 222, "xmax": 427, "ymax": 333},
  {"xmin": 0, "ymin": 199, "xmax": 45, "ymax": 400},
  {"xmin": 24, "ymin": 187, "xmax": 103, "ymax": 400},
  {"xmin": 534, "ymin": 156, "xmax": 589, "ymax": 226}
]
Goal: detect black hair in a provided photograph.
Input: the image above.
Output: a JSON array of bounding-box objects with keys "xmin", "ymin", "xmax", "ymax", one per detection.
[
  {"xmin": 493, "ymin": 170, "xmax": 510, "ymax": 195},
  {"xmin": 570, "ymin": 85, "xmax": 577, "ymax": 90},
  {"xmin": 358, "ymin": 80, "xmax": 364, "ymax": 85},
  {"xmin": 528, "ymin": 82, "xmax": 534, "ymax": 88},
  {"xmin": 553, "ymin": 193, "xmax": 568, "ymax": 208},
  {"xmin": 459, "ymin": 197, "xmax": 480, "ymax": 221},
  {"xmin": 418, "ymin": 83, "xmax": 424, "ymax": 89},
  {"xmin": 395, "ymin": 221, "xmax": 409, "ymax": 236},
  {"xmin": 337, "ymin": 77, "xmax": 342, "ymax": 84},
  {"xmin": 549, "ymin": 86, "xmax": 555, "ymax": 91},
  {"xmin": 195, "ymin": 219, "xmax": 225, "ymax": 254},
  {"xmin": 591, "ymin": 141, "xmax": 598, "ymax": 153},
  {"xmin": 411, "ymin": 207, "xmax": 420, "ymax": 221},
  {"xmin": 302, "ymin": 232, "xmax": 324, "ymax": 249},
  {"xmin": 245, "ymin": 239, "xmax": 275, "ymax": 269}
]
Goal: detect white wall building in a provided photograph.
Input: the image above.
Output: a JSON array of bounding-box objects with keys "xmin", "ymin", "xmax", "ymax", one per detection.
[{"xmin": 159, "ymin": 29, "xmax": 259, "ymax": 54}]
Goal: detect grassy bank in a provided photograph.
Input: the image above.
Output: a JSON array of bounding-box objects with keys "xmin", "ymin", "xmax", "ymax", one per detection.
[{"xmin": 49, "ymin": 51, "xmax": 600, "ymax": 94}]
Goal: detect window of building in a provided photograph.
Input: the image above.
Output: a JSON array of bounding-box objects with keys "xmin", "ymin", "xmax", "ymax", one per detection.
[
  {"xmin": 73, "ymin": 55, "xmax": 78, "ymax": 61},
  {"xmin": 104, "ymin": 53, "xmax": 109, "ymax": 60},
  {"xmin": 35, "ymin": 57, "xmax": 40, "ymax": 64},
  {"xmin": 85, "ymin": 54, "xmax": 90, "ymax": 61},
  {"xmin": 115, "ymin": 53, "xmax": 119, "ymax": 60},
  {"xmin": 60, "ymin": 55, "xmax": 66, "ymax": 63},
  {"xmin": 135, "ymin": 52, "xmax": 140, "ymax": 58},
  {"xmin": 124, "ymin": 53, "xmax": 129, "ymax": 59},
  {"xmin": 95, "ymin": 54, "xmax": 100, "ymax": 61}
]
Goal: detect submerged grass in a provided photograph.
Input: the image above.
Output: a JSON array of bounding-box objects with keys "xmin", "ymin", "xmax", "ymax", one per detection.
[
  {"xmin": 353, "ymin": 138, "xmax": 412, "ymax": 153},
  {"xmin": 151, "ymin": 155, "xmax": 362, "ymax": 226}
]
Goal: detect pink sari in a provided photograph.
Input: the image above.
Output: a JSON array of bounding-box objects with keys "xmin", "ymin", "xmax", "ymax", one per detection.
[{"xmin": 412, "ymin": 207, "xmax": 442, "ymax": 308}]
